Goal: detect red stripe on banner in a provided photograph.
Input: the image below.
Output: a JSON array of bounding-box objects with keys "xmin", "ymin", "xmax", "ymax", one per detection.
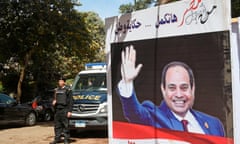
[{"xmin": 113, "ymin": 121, "xmax": 233, "ymax": 144}]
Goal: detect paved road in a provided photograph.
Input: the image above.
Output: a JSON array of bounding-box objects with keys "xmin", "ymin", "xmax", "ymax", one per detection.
[{"xmin": 0, "ymin": 122, "xmax": 108, "ymax": 144}]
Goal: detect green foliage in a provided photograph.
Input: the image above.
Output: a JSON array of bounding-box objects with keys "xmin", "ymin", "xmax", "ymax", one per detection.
[
  {"xmin": 0, "ymin": 0, "xmax": 105, "ymax": 100},
  {"xmin": 232, "ymin": 0, "xmax": 240, "ymax": 18},
  {"xmin": 1, "ymin": 73, "xmax": 18, "ymax": 94},
  {"xmin": 66, "ymin": 78, "xmax": 74, "ymax": 86},
  {"xmin": 119, "ymin": 3, "xmax": 134, "ymax": 14},
  {"xmin": 119, "ymin": 0, "xmax": 240, "ymax": 18},
  {"xmin": 83, "ymin": 12, "xmax": 105, "ymax": 62},
  {"xmin": 119, "ymin": 0, "xmax": 153, "ymax": 14},
  {"xmin": 0, "ymin": 81, "xmax": 3, "ymax": 92}
]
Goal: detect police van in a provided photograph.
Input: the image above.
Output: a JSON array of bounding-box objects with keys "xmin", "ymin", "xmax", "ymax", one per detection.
[{"xmin": 68, "ymin": 63, "xmax": 107, "ymax": 130}]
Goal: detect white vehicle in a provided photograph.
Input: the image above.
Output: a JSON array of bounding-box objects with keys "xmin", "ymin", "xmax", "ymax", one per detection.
[{"xmin": 68, "ymin": 63, "xmax": 107, "ymax": 130}]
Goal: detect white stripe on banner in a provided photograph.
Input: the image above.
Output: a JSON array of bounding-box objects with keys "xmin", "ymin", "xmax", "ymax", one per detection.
[
  {"xmin": 105, "ymin": 0, "xmax": 230, "ymax": 43},
  {"xmin": 111, "ymin": 138, "xmax": 190, "ymax": 144}
]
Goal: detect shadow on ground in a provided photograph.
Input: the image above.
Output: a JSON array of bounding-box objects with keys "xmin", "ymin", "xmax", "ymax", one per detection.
[
  {"xmin": 0, "ymin": 121, "xmax": 54, "ymax": 130},
  {"xmin": 52, "ymin": 129, "xmax": 108, "ymax": 143},
  {"xmin": 70, "ymin": 129, "xmax": 108, "ymax": 138}
]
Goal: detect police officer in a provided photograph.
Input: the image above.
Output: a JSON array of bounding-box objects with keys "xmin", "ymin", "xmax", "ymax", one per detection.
[{"xmin": 50, "ymin": 77, "xmax": 73, "ymax": 144}]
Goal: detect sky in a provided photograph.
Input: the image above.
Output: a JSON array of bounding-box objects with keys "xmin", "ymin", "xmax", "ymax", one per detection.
[{"xmin": 75, "ymin": 0, "xmax": 134, "ymax": 20}]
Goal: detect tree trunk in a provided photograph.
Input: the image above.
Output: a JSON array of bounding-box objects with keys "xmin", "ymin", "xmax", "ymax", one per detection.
[
  {"xmin": 16, "ymin": 49, "xmax": 34, "ymax": 103},
  {"xmin": 16, "ymin": 66, "xmax": 25, "ymax": 103}
]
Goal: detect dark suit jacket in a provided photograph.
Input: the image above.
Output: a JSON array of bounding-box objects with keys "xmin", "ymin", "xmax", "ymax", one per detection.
[{"xmin": 119, "ymin": 91, "xmax": 225, "ymax": 137}]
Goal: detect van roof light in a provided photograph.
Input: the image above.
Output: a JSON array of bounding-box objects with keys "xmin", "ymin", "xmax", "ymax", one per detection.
[{"xmin": 85, "ymin": 63, "xmax": 106, "ymax": 70}]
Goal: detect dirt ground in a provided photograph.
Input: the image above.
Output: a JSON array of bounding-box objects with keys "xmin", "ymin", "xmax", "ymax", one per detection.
[{"xmin": 0, "ymin": 122, "xmax": 108, "ymax": 144}]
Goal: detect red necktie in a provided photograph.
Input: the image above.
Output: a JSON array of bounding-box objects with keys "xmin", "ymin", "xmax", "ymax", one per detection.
[{"xmin": 181, "ymin": 119, "xmax": 188, "ymax": 132}]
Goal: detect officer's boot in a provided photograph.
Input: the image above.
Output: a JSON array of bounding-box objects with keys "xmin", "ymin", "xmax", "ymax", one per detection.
[
  {"xmin": 49, "ymin": 140, "xmax": 57, "ymax": 144},
  {"xmin": 64, "ymin": 139, "xmax": 70, "ymax": 144},
  {"xmin": 49, "ymin": 139, "xmax": 61, "ymax": 144}
]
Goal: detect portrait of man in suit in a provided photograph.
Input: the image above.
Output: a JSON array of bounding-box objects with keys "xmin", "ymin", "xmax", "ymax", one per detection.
[{"xmin": 117, "ymin": 45, "xmax": 225, "ymax": 137}]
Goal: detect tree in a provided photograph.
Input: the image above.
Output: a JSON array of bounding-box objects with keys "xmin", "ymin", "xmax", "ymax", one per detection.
[
  {"xmin": 82, "ymin": 12, "xmax": 105, "ymax": 63},
  {"xmin": 0, "ymin": 0, "xmax": 104, "ymax": 102},
  {"xmin": 119, "ymin": 0, "xmax": 153, "ymax": 14},
  {"xmin": 232, "ymin": 0, "xmax": 240, "ymax": 18},
  {"xmin": 119, "ymin": 0, "xmax": 179, "ymax": 14},
  {"xmin": 119, "ymin": 0, "xmax": 240, "ymax": 18}
]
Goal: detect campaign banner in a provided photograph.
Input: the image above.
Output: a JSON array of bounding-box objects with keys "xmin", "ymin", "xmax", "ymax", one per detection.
[
  {"xmin": 230, "ymin": 17, "xmax": 240, "ymax": 143},
  {"xmin": 105, "ymin": 0, "xmax": 233, "ymax": 143}
]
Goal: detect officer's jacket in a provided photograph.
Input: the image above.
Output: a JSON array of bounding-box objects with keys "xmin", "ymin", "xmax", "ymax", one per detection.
[{"xmin": 55, "ymin": 86, "xmax": 73, "ymax": 111}]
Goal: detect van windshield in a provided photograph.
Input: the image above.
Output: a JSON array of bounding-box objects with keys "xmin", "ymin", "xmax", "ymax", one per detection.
[{"xmin": 72, "ymin": 73, "xmax": 106, "ymax": 91}]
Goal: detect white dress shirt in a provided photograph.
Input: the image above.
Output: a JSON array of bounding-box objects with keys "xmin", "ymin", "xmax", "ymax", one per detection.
[
  {"xmin": 173, "ymin": 110, "xmax": 205, "ymax": 134},
  {"xmin": 118, "ymin": 80, "xmax": 133, "ymax": 98}
]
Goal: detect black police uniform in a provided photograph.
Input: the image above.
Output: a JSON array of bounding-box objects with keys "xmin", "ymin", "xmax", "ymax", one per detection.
[{"xmin": 53, "ymin": 85, "xmax": 72, "ymax": 144}]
